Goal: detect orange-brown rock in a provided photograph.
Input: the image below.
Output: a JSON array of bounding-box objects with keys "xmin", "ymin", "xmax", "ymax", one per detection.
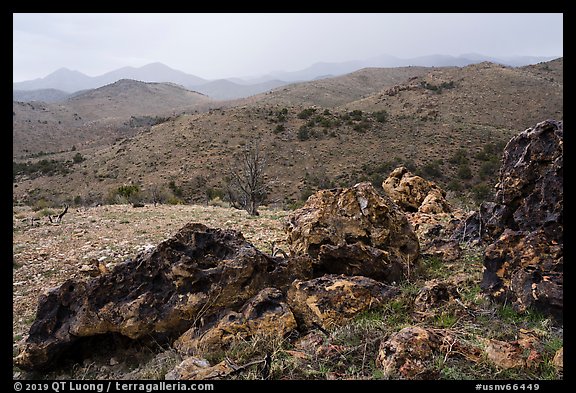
[
  {"xmin": 286, "ymin": 182, "xmax": 419, "ymax": 283},
  {"xmin": 174, "ymin": 288, "xmax": 296, "ymax": 355},
  {"xmin": 287, "ymin": 274, "xmax": 400, "ymax": 331},
  {"xmin": 552, "ymin": 347, "xmax": 563, "ymax": 373},
  {"xmin": 376, "ymin": 326, "xmax": 481, "ymax": 379},
  {"xmin": 15, "ymin": 223, "xmax": 310, "ymax": 371},
  {"xmin": 382, "ymin": 167, "xmax": 451, "ymax": 213}
]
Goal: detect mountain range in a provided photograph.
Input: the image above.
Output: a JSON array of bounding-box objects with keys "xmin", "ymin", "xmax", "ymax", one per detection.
[
  {"xmin": 13, "ymin": 53, "xmax": 557, "ymax": 101},
  {"xmin": 13, "ymin": 57, "xmax": 563, "ymax": 209}
]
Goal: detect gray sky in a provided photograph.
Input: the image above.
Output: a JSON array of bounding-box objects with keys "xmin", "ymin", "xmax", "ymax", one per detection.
[{"xmin": 13, "ymin": 13, "xmax": 563, "ymax": 82}]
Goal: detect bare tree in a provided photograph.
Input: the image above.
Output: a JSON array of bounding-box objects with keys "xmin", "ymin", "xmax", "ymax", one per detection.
[{"xmin": 227, "ymin": 141, "xmax": 268, "ymax": 216}]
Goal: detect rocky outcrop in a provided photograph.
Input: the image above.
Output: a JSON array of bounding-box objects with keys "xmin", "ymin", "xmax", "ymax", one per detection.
[
  {"xmin": 287, "ymin": 274, "xmax": 400, "ymax": 330},
  {"xmin": 286, "ymin": 182, "xmax": 420, "ymax": 283},
  {"xmin": 382, "ymin": 167, "xmax": 451, "ymax": 214},
  {"xmin": 15, "ymin": 223, "xmax": 311, "ymax": 371},
  {"xmin": 174, "ymin": 288, "xmax": 296, "ymax": 355},
  {"xmin": 479, "ymin": 120, "xmax": 563, "ymax": 318}
]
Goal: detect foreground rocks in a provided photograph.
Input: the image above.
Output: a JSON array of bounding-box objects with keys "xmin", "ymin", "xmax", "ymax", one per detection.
[
  {"xmin": 479, "ymin": 120, "xmax": 563, "ymax": 318},
  {"xmin": 15, "ymin": 223, "xmax": 310, "ymax": 371},
  {"xmin": 174, "ymin": 288, "xmax": 297, "ymax": 355},
  {"xmin": 286, "ymin": 182, "xmax": 420, "ymax": 283},
  {"xmin": 287, "ymin": 274, "xmax": 400, "ymax": 330},
  {"xmin": 376, "ymin": 326, "xmax": 481, "ymax": 379},
  {"xmin": 17, "ymin": 183, "xmax": 419, "ymax": 372}
]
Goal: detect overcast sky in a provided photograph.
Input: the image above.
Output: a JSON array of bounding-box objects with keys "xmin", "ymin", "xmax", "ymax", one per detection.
[{"xmin": 13, "ymin": 13, "xmax": 563, "ymax": 82}]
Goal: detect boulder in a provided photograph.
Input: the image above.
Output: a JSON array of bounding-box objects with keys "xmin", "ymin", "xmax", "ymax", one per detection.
[
  {"xmin": 414, "ymin": 279, "xmax": 460, "ymax": 313},
  {"xmin": 376, "ymin": 326, "xmax": 481, "ymax": 379},
  {"xmin": 15, "ymin": 223, "xmax": 310, "ymax": 371},
  {"xmin": 382, "ymin": 167, "xmax": 451, "ymax": 213},
  {"xmin": 407, "ymin": 211, "xmax": 464, "ymax": 263},
  {"xmin": 286, "ymin": 182, "xmax": 419, "ymax": 283},
  {"xmin": 287, "ymin": 274, "xmax": 400, "ymax": 331},
  {"xmin": 174, "ymin": 288, "xmax": 297, "ymax": 355},
  {"xmin": 482, "ymin": 331, "xmax": 542, "ymax": 370},
  {"xmin": 480, "ymin": 120, "xmax": 563, "ymax": 318}
]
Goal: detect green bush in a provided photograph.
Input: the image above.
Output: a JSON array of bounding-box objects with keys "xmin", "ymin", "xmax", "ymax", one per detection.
[
  {"xmin": 117, "ymin": 184, "xmax": 140, "ymax": 199},
  {"xmin": 298, "ymin": 126, "xmax": 310, "ymax": 141},
  {"xmin": 168, "ymin": 181, "xmax": 183, "ymax": 197},
  {"xmin": 73, "ymin": 152, "xmax": 84, "ymax": 163},
  {"xmin": 457, "ymin": 164, "xmax": 473, "ymax": 180},
  {"xmin": 349, "ymin": 110, "xmax": 364, "ymax": 121},
  {"xmin": 373, "ymin": 110, "xmax": 388, "ymax": 123},
  {"xmin": 420, "ymin": 161, "xmax": 443, "ymax": 179},
  {"xmin": 449, "ymin": 149, "xmax": 469, "ymax": 165},
  {"xmin": 472, "ymin": 183, "xmax": 492, "ymax": 202},
  {"xmin": 297, "ymin": 108, "xmax": 317, "ymax": 120}
]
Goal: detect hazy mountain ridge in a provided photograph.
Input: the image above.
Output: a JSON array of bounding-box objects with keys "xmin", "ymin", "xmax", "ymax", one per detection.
[
  {"xmin": 13, "ymin": 89, "xmax": 71, "ymax": 103},
  {"xmin": 13, "ymin": 54, "xmax": 559, "ymax": 101}
]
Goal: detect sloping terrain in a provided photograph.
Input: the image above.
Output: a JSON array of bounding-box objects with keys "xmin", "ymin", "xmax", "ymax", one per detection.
[
  {"xmin": 13, "ymin": 80, "xmax": 213, "ymax": 158},
  {"xmin": 13, "ymin": 59, "xmax": 562, "ymax": 211},
  {"xmin": 261, "ymin": 66, "xmax": 430, "ymax": 107}
]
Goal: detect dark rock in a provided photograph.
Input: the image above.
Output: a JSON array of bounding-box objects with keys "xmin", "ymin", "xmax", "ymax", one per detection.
[
  {"xmin": 287, "ymin": 274, "xmax": 400, "ymax": 331},
  {"xmin": 414, "ymin": 279, "xmax": 460, "ymax": 312},
  {"xmin": 286, "ymin": 182, "xmax": 420, "ymax": 283},
  {"xmin": 15, "ymin": 223, "xmax": 310, "ymax": 371},
  {"xmin": 479, "ymin": 120, "xmax": 563, "ymax": 318}
]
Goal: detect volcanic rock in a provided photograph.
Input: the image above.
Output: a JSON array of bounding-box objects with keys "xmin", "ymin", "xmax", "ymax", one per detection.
[
  {"xmin": 382, "ymin": 167, "xmax": 451, "ymax": 214},
  {"xmin": 286, "ymin": 182, "xmax": 419, "ymax": 283},
  {"xmin": 15, "ymin": 223, "xmax": 309, "ymax": 371},
  {"xmin": 479, "ymin": 120, "xmax": 563, "ymax": 318},
  {"xmin": 376, "ymin": 326, "xmax": 480, "ymax": 379},
  {"xmin": 287, "ymin": 274, "xmax": 400, "ymax": 331},
  {"xmin": 174, "ymin": 288, "xmax": 296, "ymax": 355}
]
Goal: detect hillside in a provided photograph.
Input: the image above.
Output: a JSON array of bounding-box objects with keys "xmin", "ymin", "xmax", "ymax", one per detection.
[
  {"xmin": 13, "ymin": 80, "xmax": 213, "ymax": 158},
  {"xmin": 260, "ymin": 66, "xmax": 430, "ymax": 107},
  {"xmin": 13, "ymin": 88, "xmax": 71, "ymax": 103},
  {"xmin": 13, "ymin": 59, "xmax": 562, "ymax": 211}
]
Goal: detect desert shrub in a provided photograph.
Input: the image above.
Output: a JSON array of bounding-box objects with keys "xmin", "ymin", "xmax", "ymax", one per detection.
[
  {"xmin": 420, "ymin": 161, "xmax": 443, "ymax": 179},
  {"xmin": 298, "ymin": 126, "xmax": 310, "ymax": 141},
  {"xmin": 297, "ymin": 108, "xmax": 317, "ymax": 120},
  {"xmin": 168, "ymin": 181, "xmax": 183, "ymax": 197},
  {"xmin": 457, "ymin": 164, "xmax": 473, "ymax": 180},
  {"xmin": 349, "ymin": 110, "xmax": 364, "ymax": 121},
  {"xmin": 274, "ymin": 124, "xmax": 285, "ymax": 134},
  {"xmin": 472, "ymin": 183, "xmax": 492, "ymax": 203},
  {"xmin": 449, "ymin": 149, "xmax": 469, "ymax": 165},
  {"xmin": 373, "ymin": 110, "xmax": 388, "ymax": 123},
  {"xmin": 73, "ymin": 152, "xmax": 84, "ymax": 163}
]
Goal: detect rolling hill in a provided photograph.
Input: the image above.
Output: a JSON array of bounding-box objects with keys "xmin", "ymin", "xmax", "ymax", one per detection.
[
  {"xmin": 13, "ymin": 80, "xmax": 213, "ymax": 157},
  {"xmin": 12, "ymin": 59, "xmax": 562, "ymax": 210}
]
